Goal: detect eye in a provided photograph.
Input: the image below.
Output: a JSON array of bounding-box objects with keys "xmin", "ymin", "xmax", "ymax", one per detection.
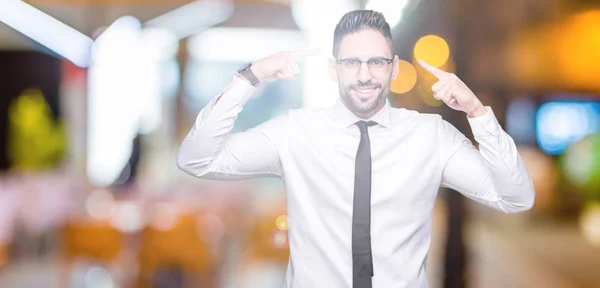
[
  {"xmin": 368, "ymin": 59, "xmax": 385, "ymax": 66},
  {"xmin": 343, "ymin": 59, "xmax": 360, "ymax": 67}
]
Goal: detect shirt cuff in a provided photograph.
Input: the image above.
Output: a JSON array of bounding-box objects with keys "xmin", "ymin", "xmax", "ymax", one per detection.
[
  {"xmin": 466, "ymin": 106, "xmax": 501, "ymax": 137},
  {"xmin": 216, "ymin": 75, "xmax": 257, "ymax": 106}
]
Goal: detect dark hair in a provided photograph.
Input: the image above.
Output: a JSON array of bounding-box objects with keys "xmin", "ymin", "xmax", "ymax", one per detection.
[{"xmin": 332, "ymin": 10, "xmax": 393, "ymax": 58}]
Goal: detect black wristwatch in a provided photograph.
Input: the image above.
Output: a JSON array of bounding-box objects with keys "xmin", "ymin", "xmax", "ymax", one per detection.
[{"xmin": 237, "ymin": 62, "xmax": 260, "ymax": 87}]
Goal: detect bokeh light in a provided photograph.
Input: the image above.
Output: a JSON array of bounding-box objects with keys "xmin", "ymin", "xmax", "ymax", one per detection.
[
  {"xmin": 85, "ymin": 189, "xmax": 116, "ymax": 220},
  {"xmin": 275, "ymin": 214, "xmax": 288, "ymax": 231},
  {"xmin": 270, "ymin": 230, "xmax": 288, "ymax": 249},
  {"xmin": 580, "ymin": 202, "xmax": 600, "ymax": 247},
  {"xmin": 518, "ymin": 146, "xmax": 558, "ymax": 212},
  {"xmin": 413, "ymin": 55, "xmax": 455, "ymax": 107},
  {"xmin": 560, "ymin": 133, "xmax": 600, "ymax": 197},
  {"xmin": 537, "ymin": 102, "xmax": 600, "ymax": 155},
  {"xmin": 149, "ymin": 202, "xmax": 180, "ymax": 231},
  {"xmin": 84, "ymin": 266, "xmax": 115, "ymax": 288},
  {"xmin": 110, "ymin": 202, "xmax": 144, "ymax": 233},
  {"xmin": 413, "ymin": 35, "xmax": 450, "ymax": 68},
  {"xmin": 391, "ymin": 60, "xmax": 417, "ymax": 94}
]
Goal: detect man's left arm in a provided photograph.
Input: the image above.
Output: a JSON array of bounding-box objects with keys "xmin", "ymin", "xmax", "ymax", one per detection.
[
  {"xmin": 438, "ymin": 108, "xmax": 535, "ymax": 213},
  {"xmin": 418, "ymin": 59, "xmax": 535, "ymax": 213}
]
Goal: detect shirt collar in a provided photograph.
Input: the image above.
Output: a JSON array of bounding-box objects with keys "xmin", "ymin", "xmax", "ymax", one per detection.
[{"xmin": 332, "ymin": 98, "xmax": 392, "ymax": 129}]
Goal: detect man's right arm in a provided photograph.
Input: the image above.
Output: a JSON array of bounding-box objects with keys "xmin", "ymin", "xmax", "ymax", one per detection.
[
  {"xmin": 176, "ymin": 49, "xmax": 319, "ymax": 180},
  {"xmin": 176, "ymin": 75, "xmax": 288, "ymax": 180}
]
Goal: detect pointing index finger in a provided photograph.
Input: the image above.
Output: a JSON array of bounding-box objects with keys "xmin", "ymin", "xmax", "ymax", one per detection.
[
  {"xmin": 417, "ymin": 59, "xmax": 447, "ymax": 79},
  {"xmin": 289, "ymin": 48, "xmax": 321, "ymax": 60}
]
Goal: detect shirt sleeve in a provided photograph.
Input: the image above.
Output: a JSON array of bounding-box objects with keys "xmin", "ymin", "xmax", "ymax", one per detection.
[
  {"xmin": 176, "ymin": 76, "xmax": 289, "ymax": 180},
  {"xmin": 438, "ymin": 107, "xmax": 536, "ymax": 213}
]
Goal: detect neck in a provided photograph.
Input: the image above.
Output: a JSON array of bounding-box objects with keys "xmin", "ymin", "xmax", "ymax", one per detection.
[{"xmin": 341, "ymin": 98, "xmax": 385, "ymax": 119}]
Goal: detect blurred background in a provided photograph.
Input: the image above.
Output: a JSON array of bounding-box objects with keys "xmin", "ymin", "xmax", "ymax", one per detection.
[{"xmin": 1, "ymin": 0, "xmax": 600, "ymax": 287}]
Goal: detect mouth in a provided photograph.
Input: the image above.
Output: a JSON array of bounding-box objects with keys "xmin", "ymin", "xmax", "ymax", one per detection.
[{"xmin": 352, "ymin": 87, "xmax": 380, "ymax": 100}]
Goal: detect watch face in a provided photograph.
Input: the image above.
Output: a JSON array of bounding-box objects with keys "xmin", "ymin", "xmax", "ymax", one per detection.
[{"xmin": 238, "ymin": 62, "xmax": 251, "ymax": 73}]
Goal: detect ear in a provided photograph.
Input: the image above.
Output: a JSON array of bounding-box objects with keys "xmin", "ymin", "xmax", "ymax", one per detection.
[
  {"xmin": 391, "ymin": 55, "xmax": 400, "ymax": 80},
  {"xmin": 328, "ymin": 58, "xmax": 339, "ymax": 82}
]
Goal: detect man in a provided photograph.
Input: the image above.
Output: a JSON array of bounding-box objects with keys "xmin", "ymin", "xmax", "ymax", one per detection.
[{"xmin": 177, "ymin": 10, "xmax": 535, "ymax": 288}]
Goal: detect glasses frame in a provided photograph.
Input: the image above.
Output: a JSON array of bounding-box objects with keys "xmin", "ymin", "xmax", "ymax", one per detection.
[{"xmin": 335, "ymin": 57, "xmax": 393, "ymax": 76}]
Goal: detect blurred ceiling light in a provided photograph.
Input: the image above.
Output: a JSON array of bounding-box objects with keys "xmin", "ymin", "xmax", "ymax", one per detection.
[
  {"xmin": 290, "ymin": 0, "xmax": 359, "ymax": 109},
  {"xmin": 0, "ymin": 0, "xmax": 93, "ymax": 67},
  {"xmin": 88, "ymin": 15, "xmax": 181, "ymax": 187},
  {"xmin": 391, "ymin": 60, "xmax": 417, "ymax": 94},
  {"xmin": 291, "ymin": 0, "xmax": 359, "ymax": 32},
  {"xmin": 414, "ymin": 34, "xmax": 450, "ymax": 68},
  {"xmin": 87, "ymin": 16, "xmax": 142, "ymax": 187},
  {"xmin": 145, "ymin": 0, "xmax": 233, "ymax": 40},
  {"xmin": 188, "ymin": 28, "xmax": 306, "ymax": 62},
  {"xmin": 140, "ymin": 27, "xmax": 179, "ymax": 62},
  {"xmin": 92, "ymin": 15, "xmax": 142, "ymax": 64},
  {"xmin": 365, "ymin": 0, "xmax": 410, "ymax": 28}
]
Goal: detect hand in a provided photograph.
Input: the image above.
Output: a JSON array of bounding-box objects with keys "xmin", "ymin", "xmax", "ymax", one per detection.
[
  {"xmin": 251, "ymin": 49, "xmax": 320, "ymax": 83},
  {"xmin": 417, "ymin": 59, "xmax": 487, "ymax": 118}
]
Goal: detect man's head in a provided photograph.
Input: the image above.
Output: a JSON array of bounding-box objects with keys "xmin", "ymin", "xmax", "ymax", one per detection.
[{"xmin": 329, "ymin": 10, "xmax": 399, "ymax": 119}]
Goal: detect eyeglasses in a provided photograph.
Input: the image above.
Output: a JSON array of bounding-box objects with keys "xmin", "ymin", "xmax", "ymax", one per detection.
[{"xmin": 336, "ymin": 57, "xmax": 393, "ymax": 76}]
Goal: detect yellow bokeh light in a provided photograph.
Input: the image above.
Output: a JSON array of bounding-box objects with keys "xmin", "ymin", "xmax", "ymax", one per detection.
[
  {"xmin": 412, "ymin": 54, "xmax": 456, "ymax": 107},
  {"xmin": 271, "ymin": 230, "xmax": 288, "ymax": 248},
  {"xmin": 391, "ymin": 60, "xmax": 417, "ymax": 94},
  {"xmin": 275, "ymin": 214, "xmax": 288, "ymax": 231},
  {"xmin": 580, "ymin": 202, "xmax": 600, "ymax": 247},
  {"xmin": 414, "ymin": 35, "xmax": 450, "ymax": 68}
]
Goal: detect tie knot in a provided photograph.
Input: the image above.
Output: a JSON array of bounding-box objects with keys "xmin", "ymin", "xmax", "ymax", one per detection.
[{"xmin": 356, "ymin": 121, "xmax": 376, "ymax": 134}]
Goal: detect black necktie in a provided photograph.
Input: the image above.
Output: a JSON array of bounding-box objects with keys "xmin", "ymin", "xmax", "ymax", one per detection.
[{"xmin": 353, "ymin": 120, "xmax": 376, "ymax": 288}]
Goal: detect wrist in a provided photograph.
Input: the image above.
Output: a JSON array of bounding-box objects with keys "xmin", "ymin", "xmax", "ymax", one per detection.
[
  {"xmin": 466, "ymin": 103, "xmax": 487, "ymax": 118},
  {"xmin": 237, "ymin": 62, "xmax": 260, "ymax": 87}
]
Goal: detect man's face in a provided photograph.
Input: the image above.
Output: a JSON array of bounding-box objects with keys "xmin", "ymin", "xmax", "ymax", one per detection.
[{"xmin": 329, "ymin": 29, "xmax": 399, "ymax": 118}]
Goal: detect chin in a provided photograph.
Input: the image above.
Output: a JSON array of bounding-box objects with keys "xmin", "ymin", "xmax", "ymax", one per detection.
[{"xmin": 350, "ymin": 99, "xmax": 379, "ymax": 115}]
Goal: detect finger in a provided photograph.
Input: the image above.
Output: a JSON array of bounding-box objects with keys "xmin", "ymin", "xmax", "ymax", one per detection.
[
  {"xmin": 284, "ymin": 55, "xmax": 301, "ymax": 75},
  {"xmin": 431, "ymin": 80, "xmax": 445, "ymax": 93},
  {"xmin": 289, "ymin": 48, "xmax": 321, "ymax": 60},
  {"xmin": 417, "ymin": 59, "xmax": 447, "ymax": 79},
  {"xmin": 448, "ymin": 97, "xmax": 458, "ymax": 105},
  {"xmin": 281, "ymin": 63, "xmax": 295, "ymax": 79},
  {"xmin": 435, "ymin": 83, "xmax": 453, "ymax": 102},
  {"xmin": 432, "ymin": 82, "xmax": 449, "ymax": 100}
]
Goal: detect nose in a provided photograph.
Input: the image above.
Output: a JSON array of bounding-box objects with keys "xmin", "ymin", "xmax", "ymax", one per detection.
[{"xmin": 357, "ymin": 62, "xmax": 372, "ymax": 82}]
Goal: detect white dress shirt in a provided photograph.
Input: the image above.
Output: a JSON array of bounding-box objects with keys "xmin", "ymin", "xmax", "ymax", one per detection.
[{"xmin": 177, "ymin": 76, "xmax": 535, "ymax": 288}]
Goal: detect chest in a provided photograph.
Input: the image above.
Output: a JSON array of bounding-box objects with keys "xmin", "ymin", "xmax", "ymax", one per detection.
[{"xmin": 284, "ymin": 123, "xmax": 442, "ymax": 212}]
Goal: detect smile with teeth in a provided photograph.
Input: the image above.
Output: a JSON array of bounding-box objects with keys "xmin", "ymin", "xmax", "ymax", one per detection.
[{"xmin": 354, "ymin": 87, "xmax": 378, "ymax": 94}]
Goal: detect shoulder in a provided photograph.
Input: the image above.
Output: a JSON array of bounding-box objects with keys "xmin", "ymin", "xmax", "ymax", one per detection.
[
  {"xmin": 388, "ymin": 106, "xmax": 442, "ymax": 128},
  {"xmin": 285, "ymin": 106, "xmax": 333, "ymax": 123}
]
